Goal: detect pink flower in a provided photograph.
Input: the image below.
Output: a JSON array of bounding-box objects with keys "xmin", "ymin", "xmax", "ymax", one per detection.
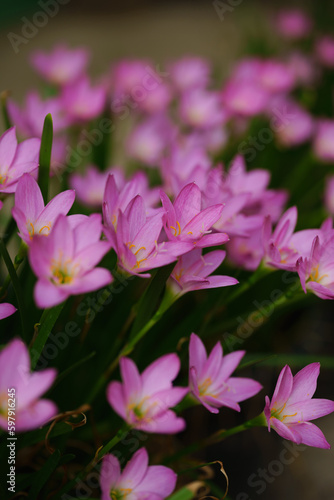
[
  {"xmin": 168, "ymin": 57, "xmax": 211, "ymax": 92},
  {"xmin": 30, "ymin": 44, "xmax": 90, "ymax": 86},
  {"xmin": 221, "ymin": 80, "xmax": 269, "ymax": 118},
  {"xmin": 189, "ymin": 333, "xmax": 262, "ymax": 414},
  {"xmin": 313, "ymin": 120, "xmax": 334, "ymax": 163},
  {"xmin": 29, "ymin": 213, "xmax": 112, "ymax": 308},
  {"xmin": 70, "ymin": 165, "xmax": 125, "ymax": 208},
  {"xmin": 107, "ymin": 354, "xmax": 188, "ymax": 433},
  {"xmin": 315, "ymin": 36, "xmax": 334, "ymax": 68},
  {"xmin": 100, "ymin": 448, "xmax": 177, "ymax": 500},
  {"xmin": 275, "ymin": 9, "xmax": 312, "ymax": 40},
  {"xmin": 0, "ymin": 339, "xmax": 57, "ymax": 432},
  {"xmin": 258, "ymin": 60, "xmax": 295, "ymax": 94},
  {"xmin": 61, "ymin": 76, "xmax": 106, "ymax": 123},
  {"xmin": 297, "ymin": 234, "xmax": 334, "ymax": 300},
  {"xmin": 0, "ymin": 303, "xmax": 17, "ymax": 320},
  {"xmin": 264, "ymin": 363, "xmax": 334, "ymax": 448},
  {"xmin": 170, "ymin": 248, "xmax": 238, "ymax": 294},
  {"xmin": 160, "ymin": 183, "xmax": 228, "ymax": 249},
  {"xmin": 0, "ymin": 127, "xmax": 40, "ymax": 193},
  {"xmin": 179, "ymin": 89, "xmax": 227, "ymax": 129},
  {"xmin": 273, "ymin": 100, "xmax": 314, "ymax": 147},
  {"xmin": 12, "ymin": 173, "xmax": 75, "ymax": 245}
]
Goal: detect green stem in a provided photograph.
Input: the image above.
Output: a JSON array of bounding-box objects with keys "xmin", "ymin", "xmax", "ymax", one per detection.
[
  {"xmin": 1, "ymin": 90, "xmax": 12, "ymax": 130},
  {"xmin": 0, "ymin": 239, "xmax": 27, "ymax": 340},
  {"xmin": 30, "ymin": 302, "xmax": 65, "ymax": 369},
  {"xmin": 0, "ymin": 241, "xmax": 27, "ymax": 296},
  {"xmin": 165, "ymin": 413, "xmax": 267, "ymax": 464},
  {"xmin": 38, "ymin": 113, "xmax": 53, "ymax": 204}
]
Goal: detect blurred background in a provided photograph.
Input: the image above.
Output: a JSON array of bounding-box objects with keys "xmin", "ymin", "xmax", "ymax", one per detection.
[{"xmin": 1, "ymin": 1, "xmax": 334, "ymax": 499}]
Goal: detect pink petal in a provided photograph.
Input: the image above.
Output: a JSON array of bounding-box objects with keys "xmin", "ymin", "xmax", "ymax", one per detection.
[
  {"xmin": 34, "ymin": 279, "xmax": 69, "ymax": 309},
  {"xmin": 196, "ymin": 232, "xmax": 229, "ymax": 248},
  {"xmin": 12, "ymin": 137, "xmax": 40, "ymax": 165},
  {"xmin": 74, "ymin": 243, "xmax": 112, "ymax": 272},
  {"xmin": 198, "ymin": 275, "xmax": 239, "ymax": 290},
  {"xmin": 118, "ymin": 448, "xmax": 148, "ymax": 489},
  {"xmin": 73, "ymin": 213, "xmax": 102, "ymax": 253},
  {"xmin": 218, "ymin": 350, "xmax": 245, "ymax": 381},
  {"xmin": 106, "ymin": 381, "xmax": 127, "ymax": 420},
  {"xmin": 225, "ymin": 377, "xmax": 263, "ymax": 402},
  {"xmin": 0, "ymin": 302, "xmax": 17, "ymax": 320},
  {"xmin": 189, "ymin": 333, "xmax": 207, "ymax": 375},
  {"xmin": 36, "ymin": 189, "xmax": 75, "ymax": 228},
  {"xmin": 135, "ymin": 465, "xmax": 177, "ymax": 497},
  {"xmin": 15, "ymin": 399, "xmax": 57, "ymax": 432},
  {"xmin": 270, "ymin": 417, "xmax": 298, "ymax": 443},
  {"xmin": 14, "ymin": 173, "xmax": 44, "ymax": 221},
  {"xmin": 290, "ymin": 422, "xmax": 331, "ymax": 449},
  {"xmin": 100, "ymin": 454, "xmax": 121, "ymax": 495},
  {"xmin": 271, "ymin": 365, "xmax": 293, "ymax": 410},
  {"xmin": 141, "ymin": 353, "xmax": 181, "ymax": 395},
  {"xmin": 289, "ymin": 362, "xmax": 320, "ymax": 402},
  {"xmin": 174, "ymin": 183, "xmax": 201, "ymax": 227},
  {"xmin": 138, "ymin": 410, "xmax": 186, "ymax": 434},
  {"xmin": 0, "ymin": 127, "xmax": 17, "ymax": 168},
  {"xmin": 16, "ymin": 368, "xmax": 57, "ymax": 410},
  {"xmin": 285, "ymin": 399, "xmax": 334, "ymax": 423},
  {"xmin": 0, "ymin": 339, "xmax": 30, "ymax": 392},
  {"xmin": 120, "ymin": 357, "xmax": 142, "ymax": 403},
  {"xmin": 124, "ymin": 195, "xmax": 146, "ymax": 242},
  {"xmin": 202, "ymin": 341, "xmax": 223, "ymax": 380},
  {"xmin": 185, "ymin": 204, "xmax": 224, "ymax": 237}
]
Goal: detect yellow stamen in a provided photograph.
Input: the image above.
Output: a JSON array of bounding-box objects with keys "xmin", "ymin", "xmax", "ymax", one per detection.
[
  {"xmin": 38, "ymin": 225, "xmax": 51, "ymax": 235},
  {"xmin": 29, "ymin": 222, "xmax": 35, "ymax": 238},
  {"xmin": 170, "ymin": 220, "xmax": 181, "ymax": 236},
  {"xmin": 134, "ymin": 246, "xmax": 146, "ymax": 255}
]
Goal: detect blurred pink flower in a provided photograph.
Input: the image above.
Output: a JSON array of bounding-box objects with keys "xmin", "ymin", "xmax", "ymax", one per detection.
[
  {"xmin": 61, "ymin": 76, "xmax": 106, "ymax": 123},
  {"xmin": 275, "ymin": 9, "xmax": 312, "ymax": 39},
  {"xmin": 274, "ymin": 100, "xmax": 314, "ymax": 147},
  {"xmin": 170, "ymin": 248, "xmax": 238, "ymax": 294},
  {"xmin": 324, "ymin": 175, "xmax": 334, "ymax": 215},
  {"xmin": 179, "ymin": 89, "xmax": 227, "ymax": 129},
  {"xmin": 107, "ymin": 354, "xmax": 188, "ymax": 433},
  {"xmin": 313, "ymin": 119, "xmax": 334, "ymax": 163},
  {"xmin": 0, "ymin": 127, "xmax": 40, "ymax": 194},
  {"xmin": 189, "ymin": 333, "xmax": 262, "ymax": 413},
  {"xmin": 12, "ymin": 173, "xmax": 75, "ymax": 245},
  {"xmin": 100, "ymin": 448, "xmax": 177, "ymax": 500},
  {"xmin": 30, "ymin": 44, "xmax": 90, "ymax": 86},
  {"xmin": 264, "ymin": 363, "xmax": 334, "ymax": 448},
  {"xmin": 0, "ymin": 339, "xmax": 57, "ymax": 432},
  {"xmin": 168, "ymin": 57, "xmax": 211, "ymax": 92},
  {"xmin": 315, "ymin": 36, "xmax": 334, "ymax": 68},
  {"xmin": 29, "ymin": 213, "xmax": 112, "ymax": 308}
]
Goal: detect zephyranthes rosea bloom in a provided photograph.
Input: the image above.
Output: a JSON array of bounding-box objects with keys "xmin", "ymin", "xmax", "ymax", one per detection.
[
  {"xmin": 12, "ymin": 173, "xmax": 75, "ymax": 245},
  {"xmin": 100, "ymin": 448, "xmax": 176, "ymax": 500},
  {"xmin": 29, "ymin": 213, "xmax": 112, "ymax": 308},
  {"xmin": 107, "ymin": 354, "xmax": 188, "ymax": 433},
  {"xmin": 264, "ymin": 363, "xmax": 334, "ymax": 448},
  {"xmin": 0, "ymin": 303, "xmax": 17, "ymax": 320},
  {"xmin": 189, "ymin": 333, "xmax": 262, "ymax": 413},
  {"xmin": 0, "ymin": 339, "xmax": 57, "ymax": 432},
  {"xmin": 0, "ymin": 127, "xmax": 40, "ymax": 193}
]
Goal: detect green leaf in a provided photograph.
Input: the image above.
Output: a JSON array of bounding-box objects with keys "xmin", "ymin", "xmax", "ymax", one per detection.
[
  {"xmin": 1, "ymin": 90, "xmax": 12, "ymax": 129},
  {"xmin": 0, "ymin": 239, "xmax": 27, "ymax": 340},
  {"xmin": 38, "ymin": 113, "xmax": 53, "ymax": 203},
  {"xmin": 28, "ymin": 449, "xmax": 61, "ymax": 500},
  {"xmin": 30, "ymin": 302, "xmax": 65, "ymax": 370},
  {"xmin": 167, "ymin": 487, "xmax": 195, "ymax": 500}
]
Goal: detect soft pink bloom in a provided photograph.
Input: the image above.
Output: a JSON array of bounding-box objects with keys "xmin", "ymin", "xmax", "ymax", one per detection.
[
  {"xmin": 258, "ymin": 60, "xmax": 295, "ymax": 94},
  {"xmin": 12, "ymin": 173, "xmax": 75, "ymax": 245},
  {"xmin": 275, "ymin": 9, "xmax": 313, "ymax": 39},
  {"xmin": 315, "ymin": 36, "xmax": 334, "ymax": 68},
  {"xmin": 126, "ymin": 115, "xmax": 176, "ymax": 166},
  {"xmin": 297, "ymin": 234, "xmax": 334, "ymax": 300},
  {"xmin": 29, "ymin": 213, "xmax": 112, "ymax": 308},
  {"xmin": 107, "ymin": 354, "xmax": 188, "ymax": 433},
  {"xmin": 170, "ymin": 248, "xmax": 238, "ymax": 294},
  {"xmin": 221, "ymin": 80, "xmax": 269, "ymax": 117},
  {"xmin": 179, "ymin": 89, "xmax": 227, "ymax": 129},
  {"xmin": 189, "ymin": 333, "xmax": 262, "ymax": 414},
  {"xmin": 0, "ymin": 339, "xmax": 57, "ymax": 432},
  {"xmin": 30, "ymin": 44, "xmax": 90, "ymax": 86},
  {"xmin": 108, "ymin": 194, "xmax": 189, "ymax": 277},
  {"xmin": 61, "ymin": 76, "xmax": 106, "ymax": 123},
  {"xmin": 100, "ymin": 448, "xmax": 176, "ymax": 500},
  {"xmin": 0, "ymin": 127, "xmax": 40, "ymax": 193},
  {"xmin": 70, "ymin": 165, "xmax": 125, "ymax": 208},
  {"xmin": 264, "ymin": 363, "xmax": 334, "ymax": 448},
  {"xmin": 324, "ymin": 176, "xmax": 334, "ymax": 215},
  {"xmin": 8, "ymin": 92, "xmax": 68, "ymax": 137},
  {"xmin": 0, "ymin": 303, "xmax": 17, "ymax": 320},
  {"xmin": 274, "ymin": 101, "xmax": 314, "ymax": 147},
  {"xmin": 168, "ymin": 57, "xmax": 211, "ymax": 92},
  {"xmin": 226, "ymin": 230, "xmax": 265, "ymax": 271},
  {"xmin": 286, "ymin": 52, "xmax": 318, "ymax": 86},
  {"xmin": 111, "ymin": 60, "xmax": 172, "ymax": 114},
  {"xmin": 160, "ymin": 183, "xmax": 228, "ymax": 249},
  {"xmin": 313, "ymin": 120, "xmax": 334, "ymax": 163}
]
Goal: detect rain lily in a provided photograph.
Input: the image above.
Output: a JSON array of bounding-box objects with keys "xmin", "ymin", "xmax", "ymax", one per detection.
[
  {"xmin": 0, "ymin": 303, "xmax": 17, "ymax": 320},
  {"xmin": 168, "ymin": 56, "xmax": 211, "ymax": 92},
  {"xmin": 29, "ymin": 213, "xmax": 112, "ymax": 308},
  {"xmin": 264, "ymin": 363, "xmax": 334, "ymax": 448},
  {"xmin": 179, "ymin": 89, "xmax": 227, "ymax": 129},
  {"xmin": 189, "ymin": 333, "xmax": 262, "ymax": 413},
  {"xmin": 100, "ymin": 448, "xmax": 176, "ymax": 500},
  {"xmin": 315, "ymin": 36, "xmax": 334, "ymax": 68},
  {"xmin": 275, "ymin": 9, "xmax": 312, "ymax": 39},
  {"xmin": 30, "ymin": 44, "xmax": 90, "ymax": 86},
  {"xmin": 160, "ymin": 183, "xmax": 228, "ymax": 248},
  {"xmin": 12, "ymin": 173, "xmax": 75, "ymax": 245},
  {"xmin": 0, "ymin": 127, "xmax": 40, "ymax": 193},
  {"xmin": 324, "ymin": 175, "xmax": 334, "ymax": 215},
  {"xmin": 107, "ymin": 354, "xmax": 188, "ymax": 433},
  {"xmin": 313, "ymin": 120, "xmax": 334, "ymax": 163},
  {"xmin": 0, "ymin": 339, "xmax": 57, "ymax": 432},
  {"xmin": 170, "ymin": 248, "xmax": 238, "ymax": 294},
  {"xmin": 61, "ymin": 76, "xmax": 106, "ymax": 123}
]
